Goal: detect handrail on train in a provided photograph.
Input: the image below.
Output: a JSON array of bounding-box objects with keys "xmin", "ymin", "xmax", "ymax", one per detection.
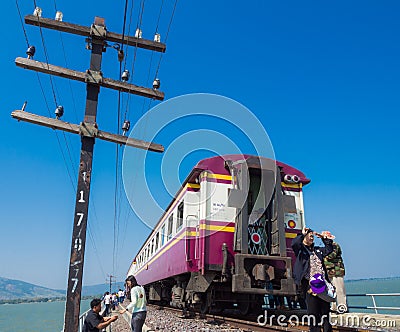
[{"xmin": 347, "ymin": 293, "xmax": 400, "ymax": 314}]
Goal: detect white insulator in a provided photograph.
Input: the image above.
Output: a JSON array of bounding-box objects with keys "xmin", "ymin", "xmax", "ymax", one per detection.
[
  {"xmin": 33, "ymin": 7, "xmax": 42, "ymax": 17},
  {"xmin": 135, "ymin": 28, "xmax": 143, "ymax": 38},
  {"xmin": 121, "ymin": 70, "xmax": 130, "ymax": 82},
  {"xmin": 55, "ymin": 11, "xmax": 63, "ymax": 21},
  {"xmin": 153, "ymin": 78, "xmax": 160, "ymax": 90},
  {"xmin": 154, "ymin": 33, "xmax": 161, "ymax": 43}
]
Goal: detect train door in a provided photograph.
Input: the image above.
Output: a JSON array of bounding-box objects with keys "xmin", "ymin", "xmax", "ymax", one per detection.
[
  {"xmin": 184, "ymin": 191, "xmax": 201, "ymax": 265},
  {"xmin": 227, "ymin": 157, "xmax": 296, "ymax": 295},
  {"xmin": 247, "ymin": 168, "xmax": 271, "ymax": 256}
]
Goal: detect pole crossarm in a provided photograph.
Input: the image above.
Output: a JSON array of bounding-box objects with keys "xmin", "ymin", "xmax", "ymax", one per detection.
[
  {"xmin": 11, "ymin": 110, "xmax": 164, "ymax": 153},
  {"xmin": 15, "ymin": 57, "xmax": 165, "ymax": 100},
  {"xmin": 24, "ymin": 15, "xmax": 166, "ymax": 53}
]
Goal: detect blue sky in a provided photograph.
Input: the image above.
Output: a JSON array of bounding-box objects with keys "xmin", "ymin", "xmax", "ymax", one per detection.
[{"xmin": 1, "ymin": 1, "xmax": 399, "ymax": 290}]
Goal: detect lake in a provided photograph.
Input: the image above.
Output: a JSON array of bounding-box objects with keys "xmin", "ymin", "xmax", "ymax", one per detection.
[
  {"xmin": 0, "ymin": 279, "xmax": 399, "ymax": 331},
  {"xmin": 0, "ymin": 299, "xmax": 90, "ymax": 332}
]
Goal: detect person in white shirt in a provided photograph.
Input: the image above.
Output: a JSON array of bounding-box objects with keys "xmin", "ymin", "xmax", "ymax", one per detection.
[
  {"xmin": 103, "ymin": 292, "xmax": 112, "ymax": 316},
  {"xmin": 118, "ymin": 289, "xmax": 125, "ymax": 303},
  {"xmin": 120, "ymin": 275, "xmax": 147, "ymax": 331}
]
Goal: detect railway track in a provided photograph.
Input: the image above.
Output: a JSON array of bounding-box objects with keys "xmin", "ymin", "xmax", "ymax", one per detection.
[{"xmin": 146, "ymin": 304, "xmax": 370, "ymax": 332}]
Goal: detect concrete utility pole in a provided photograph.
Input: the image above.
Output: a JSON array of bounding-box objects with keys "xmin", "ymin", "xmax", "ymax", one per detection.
[
  {"xmin": 12, "ymin": 14, "xmax": 166, "ymax": 332},
  {"xmin": 107, "ymin": 274, "xmax": 116, "ymax": 294}
]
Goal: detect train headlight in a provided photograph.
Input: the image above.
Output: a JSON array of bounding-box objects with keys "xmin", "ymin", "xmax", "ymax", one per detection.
[{"xmin": 251, "ymin": 232, "xmax": 261, "ymax": 244}]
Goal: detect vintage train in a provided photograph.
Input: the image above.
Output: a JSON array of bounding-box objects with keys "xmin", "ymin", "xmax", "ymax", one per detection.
[{"xmin": 127, "ymin": 154, "xmax": 310, "ymax": 313}]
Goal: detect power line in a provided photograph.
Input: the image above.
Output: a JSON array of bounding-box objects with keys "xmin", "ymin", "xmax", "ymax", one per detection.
[
  {"xmin": 30, "ymin": 1, "xmax": 79, "ymax": 194},
  {"xmin": 155, "ymin": 0, "xmax": 165, "ymax": 34},
  {"xmin": 36, "ymin": 72, "xmax": 77, "ymax": 190},
  {"xmin": 120, "ymin": 0, "xmax": 178, "ymax": 244},
  {"xmin": 155, "ymin": 0, "xmax": 179, "ymax": 78},
  {"xmin": 113, "ymin": 0, "xmax": 132, "ymax": 276},
  {"xmin": 88, "ymin": 224, "xmax": 107, "ymax": 279},
  {"xmin": 123, "ymin": 0, "xmax": 147, "ymax": 120},
  {"xmin": 33, "ymin": 0, "xmax": 59, "ymax": 108},
  {"xmin": 16, "ymin": 0, "xmax": 30, "ymax": 47},
  {"xmin": 53, "ymin": 0, "xmax": 80, "ymax": 125},
  {"xmin": 18, "ymin": 0, "xmax": 107, "ymax": 278}
]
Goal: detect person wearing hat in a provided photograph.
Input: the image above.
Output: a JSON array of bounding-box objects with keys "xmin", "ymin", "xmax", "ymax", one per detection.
[
  {"xmin": 292, "ymin": 227, "xmax": 333, "ymax": 332},
  {"xmin": 322, "ymin": 231, "xmax": 347, "ymax": 313}
]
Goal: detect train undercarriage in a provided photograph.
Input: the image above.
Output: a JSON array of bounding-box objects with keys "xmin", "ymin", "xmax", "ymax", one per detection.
[{"xmin": 146, "ymin": 253, "xmax": 297, "ymax": 315}]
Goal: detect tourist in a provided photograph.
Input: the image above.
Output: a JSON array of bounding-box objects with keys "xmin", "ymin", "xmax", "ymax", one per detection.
[
  {"xmin": 118, "ymin": 288, "xmax": 125, "ymax": 303},
  {"xmin": 103, "ymin": 292, "xmax": 112, "ymax": 316},
  {"xmin": 82, "ymin": 298, "xmax": 118, "ymax": 332},
  {"xmin": 322, "ymin": 231, "xmax": 347, "ymax": 313},
  {"xmin": 119, "ymin": 275, "xmax": 147, "ymax": 332},
  {"xmin": 292, "ymin": 227, "xmax": 333, "ymax": 332}
]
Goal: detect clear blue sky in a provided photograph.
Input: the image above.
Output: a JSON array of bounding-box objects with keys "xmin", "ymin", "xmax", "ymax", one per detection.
[{"xmin": 1, "ymin": 1, "xmax": 399, "ymax": 290}]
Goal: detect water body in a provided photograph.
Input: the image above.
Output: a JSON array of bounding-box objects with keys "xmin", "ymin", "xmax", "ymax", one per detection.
[
  {"xmin": 0, "ymin": 299, "xmax": 90, "ymax": 332},
  {"xmin": 346, "ymin": 278, "xmax": 400, "ymax": 315},
  {"xmin": 0, "ymin": 279, "xmax": 399, "ymax": 331}
]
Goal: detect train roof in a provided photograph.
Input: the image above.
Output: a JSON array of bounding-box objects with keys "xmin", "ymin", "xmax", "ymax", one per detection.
[{"xmin": 187, "ymin": 154, "xmax": 310, "ymax": 185}]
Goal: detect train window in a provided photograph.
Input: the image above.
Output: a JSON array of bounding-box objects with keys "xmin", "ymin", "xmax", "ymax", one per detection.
[
  {"xmin": 167, "ymin": 214, "xmax": 173, "ymax": 240},
  {"xmin": 161, "ymin": 224, "xmax": 166, "ymax": 246},
  {"xmin": 155, "ymin": 232, "xmax": 160, "ymax": 251},
  {"xmin": 176, "ymin": 202, "xmax": 184, "ymax": 231},
  {"xmin": 151, "ymin": 238, "xmax": 155, "ymax": 256}
]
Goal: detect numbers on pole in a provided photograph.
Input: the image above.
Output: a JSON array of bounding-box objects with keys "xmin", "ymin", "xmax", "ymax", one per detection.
[
  {"xmin": 71, "ymin": 278, "xmax": 78, "ymax": 293},
  {"xmin": 74, "ymin": 238, "xmax": 82, "ymax": 251},
  {"xmin": 82, "ymin": 171, "xmax": 87, "ymax": 183},
  {"xmin": 76, "ymin": 213, "xmax": 84, "ymax": 226},
  {"xmin": 78, "ymin": 190, "xmax": 85, "ymax": 203}
]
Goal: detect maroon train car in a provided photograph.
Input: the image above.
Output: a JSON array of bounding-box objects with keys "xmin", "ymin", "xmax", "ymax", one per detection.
[{"xmin": 127, "ymin": 155, "xmax": 310, "ymax": 313}]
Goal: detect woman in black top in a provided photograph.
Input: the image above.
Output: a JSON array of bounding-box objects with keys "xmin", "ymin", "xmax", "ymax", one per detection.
[{"xmin": 292, "ymin": 227, "xmax": 333, "ymax": 332}]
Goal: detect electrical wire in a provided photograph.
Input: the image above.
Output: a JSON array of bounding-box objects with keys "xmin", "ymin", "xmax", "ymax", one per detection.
[
  {"xmin": 16, "ymin": 0, "xmax": 29, "ymax": 48},
  {"xmin": 18, "ymin": 0, "xmax": 107, "ymax": 278},
  {"xmin": 30, "ymin": 0, "xmax": 78, "ymax": 191},
  {"xmin": 119, "ymin": 0, "xmax": 180, "ymax": 258},
  {"xmin": 16, "ymin": 0, "xmax": 77, "ymax": 198},
  {"xmin": 122, "ymin": 0, "xmax": 135, "ymax": 76},
  {"xmin": 123, "ymin": 0, "xmax": 147, "ymax": 121},
  {"xmin": 154, "ymin": 0, "xmax": 179, "ymax": 78},
  {"xmin": 113, "ymin": 0, "xmax": 133, "ymax": 276},
  {"xmin": 33, "ymin": 0, "xmax": 59, "ymax": 108},
  {"xmin": 36, "ymin": 72, "xmax": 77, "ymax": 190},
  {"xmin": 53, "ymin": 0, "xmax": 80, "ymax": 125},
  {"xmin": 88, "ymin": 224, "xmax": 107, "ymax": 279},
  {"xmin": 121, "ymin": 0, "xmax": 179, "ymax": 245},
  {"xmin": 120, "ymin": 0, "xmax": 130, "ymax": 51}
]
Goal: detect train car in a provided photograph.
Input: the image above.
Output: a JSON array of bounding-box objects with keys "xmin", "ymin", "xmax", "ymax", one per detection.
[{"xmin": 127, "ymin": 154, "xmax": 310, "ymax": 313}]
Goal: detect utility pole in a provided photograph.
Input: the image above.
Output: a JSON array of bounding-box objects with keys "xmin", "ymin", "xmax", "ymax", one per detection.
[
  {"xmin": 107, "ymin": 274, "xmax": 116, "ymax": 294},
  {"xmin": 12, "ymin": 14, "xmax": 166, "ymax": 332}
]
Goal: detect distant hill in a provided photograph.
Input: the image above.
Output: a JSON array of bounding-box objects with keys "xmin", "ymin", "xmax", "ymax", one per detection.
[
  {"xmin": 0, "ymin": 277, "xmax": 64, "ymax": 300},
  {"xmin": 0, "ymin": 277, "xmax": 125, "ymax": 301}
]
